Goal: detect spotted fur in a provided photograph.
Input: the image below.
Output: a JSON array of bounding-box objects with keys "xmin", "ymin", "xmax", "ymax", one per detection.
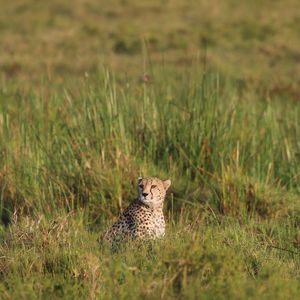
[{"xmin": 101, "ymin": 176, "xmax": 171, "ymax": 242}]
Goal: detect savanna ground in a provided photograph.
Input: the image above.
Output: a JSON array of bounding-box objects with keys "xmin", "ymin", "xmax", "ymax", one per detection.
[{"xmin": 1, "ymin": 0, "xmax": 300, "ymax": 299}]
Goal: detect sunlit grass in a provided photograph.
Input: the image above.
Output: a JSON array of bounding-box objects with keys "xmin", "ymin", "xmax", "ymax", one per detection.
[
  {"xmin": 0, "ymin": 66, "xmax": 300, "ymax": 298},
  {"xmin": 1, "ymin": 0, "xmax": 300, "ymax": 298}
]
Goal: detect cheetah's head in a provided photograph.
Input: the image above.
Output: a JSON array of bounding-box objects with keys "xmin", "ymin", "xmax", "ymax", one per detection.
[{"xmin": 137, "ymin": 176, "xmax": 171, "ymax": 209}]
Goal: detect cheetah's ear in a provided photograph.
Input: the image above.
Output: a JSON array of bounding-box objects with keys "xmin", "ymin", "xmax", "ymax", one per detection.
[
  {"xmin": 138, "ymin": 177, "xmax": 143, "ymax": 183},
  {"xmin": 163, "ymin": 179, "xmax": 171, "ymax": 191}
]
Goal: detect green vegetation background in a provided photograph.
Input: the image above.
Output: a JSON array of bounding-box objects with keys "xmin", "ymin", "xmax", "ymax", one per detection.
[{"xmin": 0, "ymin": 0, "xmax": 300, "ymax": 299}]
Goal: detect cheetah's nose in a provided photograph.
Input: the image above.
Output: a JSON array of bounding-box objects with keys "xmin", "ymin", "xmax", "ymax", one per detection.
[{"xmin": 142, "ymin": 193, "xmax": 148, "ymax": 197}]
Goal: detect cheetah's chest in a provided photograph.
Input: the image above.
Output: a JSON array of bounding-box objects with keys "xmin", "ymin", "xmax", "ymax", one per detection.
[{"xmin": 129, "ymin": 205, "xmax": 165, "ymax": 239}]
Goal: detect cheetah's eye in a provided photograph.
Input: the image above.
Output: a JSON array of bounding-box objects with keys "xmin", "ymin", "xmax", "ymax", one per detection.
[{"xmin": 151, "ymin": 185, "xmax": 157, "ymax": 189}]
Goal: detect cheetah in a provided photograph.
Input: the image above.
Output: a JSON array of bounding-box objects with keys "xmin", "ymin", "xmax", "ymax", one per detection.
[{"xmin": 101, "ymin": 176, "xmax": 171, "ymax": 243}]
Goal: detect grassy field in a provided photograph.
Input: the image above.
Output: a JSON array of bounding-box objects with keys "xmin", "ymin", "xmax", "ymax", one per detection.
[{"xmin": 1, "ymin": 0, "xmax": 300, "ymax": 299}]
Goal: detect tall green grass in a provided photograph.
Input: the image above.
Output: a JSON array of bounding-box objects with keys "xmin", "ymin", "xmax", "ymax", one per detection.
[
  {"xmin": 0, "ymin": 68, "xmax": 299, "ymax": 299},
  {"xmin": 0, "ymin": 68, "xmax": 299, "ymax": 219}
]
